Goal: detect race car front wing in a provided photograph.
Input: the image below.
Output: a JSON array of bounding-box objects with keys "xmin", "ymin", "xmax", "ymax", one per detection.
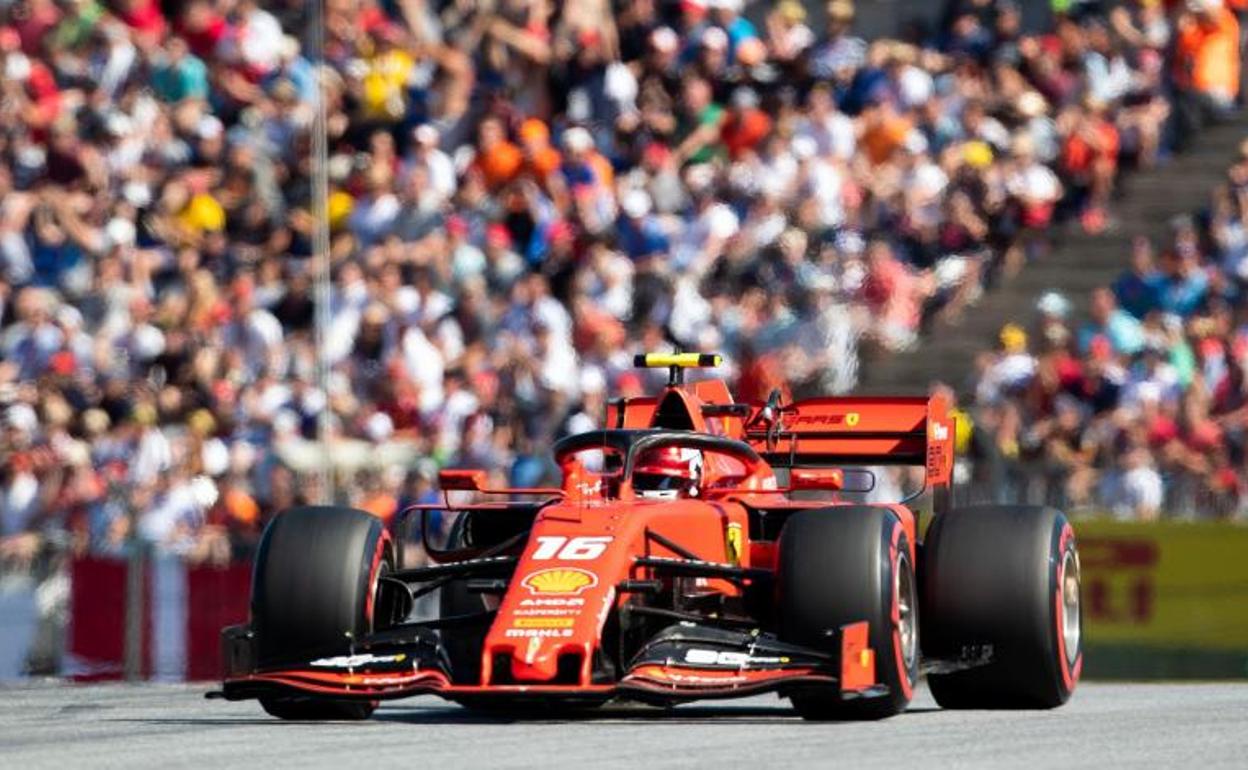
[{"xmin": 211, "ymin": 619, "xmax": 887, "ymax": 706}]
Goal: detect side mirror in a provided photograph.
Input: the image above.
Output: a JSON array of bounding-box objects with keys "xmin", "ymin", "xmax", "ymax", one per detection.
[
  {"xmin": 789, "ymin": 468, "xmax": 844, "ymax": 491},
  {"xmin": 438, "ymin": 469, "xmax": 488, "ymax": 491}
]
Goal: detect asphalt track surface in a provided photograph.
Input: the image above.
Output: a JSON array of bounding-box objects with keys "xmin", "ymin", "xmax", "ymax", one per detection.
[{"xmin": 1, "ymin": 682, "xmax": 1245, "ymax": 768}]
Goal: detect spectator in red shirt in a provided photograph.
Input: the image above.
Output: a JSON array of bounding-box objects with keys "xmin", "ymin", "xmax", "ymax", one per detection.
[
  {"xmin": 859, "ymin": 239, "xmax": 931, "ymax": 351},
  {"xmin": 1060, "ymin": 97, "xmax": 1120, "ymax": 233},
  {"xmin": 720, "ymin": 87, "xmax": 772, "ymax": 160}
]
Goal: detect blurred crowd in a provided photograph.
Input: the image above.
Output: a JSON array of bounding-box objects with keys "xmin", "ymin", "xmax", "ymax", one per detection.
[
  {"xmin": 967, "ymin": 132, "xmax": 1248, "ymax": 520},
  {"xmin": 0, "ymin": 0, "xmax": 1244, "ymax": 569}
]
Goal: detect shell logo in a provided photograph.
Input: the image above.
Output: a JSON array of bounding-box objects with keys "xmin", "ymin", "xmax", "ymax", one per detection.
[{"xmin": 521, "ymin": 568, "xmax": 598, "ymax": 595}]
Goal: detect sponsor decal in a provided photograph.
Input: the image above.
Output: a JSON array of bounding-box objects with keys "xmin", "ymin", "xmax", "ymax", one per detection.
[
  {"xmin": 309, "ymin": 653, "xmax": 407, "ymax": 668},
  {"xmin": 519, "ymin": 597, "xmax": 585, "ymax": 607},
  {"xmin": 790, "ymin": 413, "xmax": 858, "ymax": 427},
  {"xmin": 632, "ymin": 665, "xmax": 747, "ymax": 685},
  {"xmin": 931, "ymin": 420, "xmax": 949, "ymax": 441},
  {"xmin": 575, "ymin": 480, "xmax": 603, "ymax": 497},
  {"xmin": 512, "ymin": 608, "xmax": 581, "ymax": 617},
  {"xmin": 504, "ymin": 628, "xmax": 574, "ymax": 638},
  {"xmin": 512, "ymin": 617, "xmax": 575, "ymax": 629},
  {"xmin": 725, "ymin": 522, "xmax": 744, "ymax": 566},
  {"xmin": 684, "ymin": 649, "xmax": 789, "ymax": 667},
  {"xmin": 522, "ymin": 567, "xmax": 598, "ymax": 595}
]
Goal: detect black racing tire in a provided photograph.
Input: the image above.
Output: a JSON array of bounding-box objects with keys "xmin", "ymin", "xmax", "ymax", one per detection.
[
  {"xmin": 921, "ymin": 505, "xmax": 1082, "ymax": 709},
  {"xmin": 252, "ymin": 506, "xmax": 393, "ymax": 721},
  {"xmin": 777, "ymin": 507, "xmax": 918, "ymax": 721}
]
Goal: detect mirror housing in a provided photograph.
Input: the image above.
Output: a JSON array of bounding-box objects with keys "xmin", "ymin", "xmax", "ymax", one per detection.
[{"xmin": 438, "ymin": 469, "xmax": 487, "ymax": 491}]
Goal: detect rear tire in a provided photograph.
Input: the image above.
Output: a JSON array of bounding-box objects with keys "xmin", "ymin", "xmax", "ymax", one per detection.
[
  {"xmin": 921, "ymin": 505, "xmax": 1082, "ymax": 709},
  {"xmin": 251, "ymin": 506, "xmax": 393, "ymax": 720},
  {"xmin": 777, "ymin": 507, "xmax": 918, "ymax": 720}
]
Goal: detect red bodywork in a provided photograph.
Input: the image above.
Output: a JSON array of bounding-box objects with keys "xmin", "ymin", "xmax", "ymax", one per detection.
[{"xmin": 222, "ymin": 376, "xmax": 955, "ymax": 705}]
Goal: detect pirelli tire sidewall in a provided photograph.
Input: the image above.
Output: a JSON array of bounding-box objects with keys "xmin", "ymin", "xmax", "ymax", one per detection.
[
  {"xmin": 777, "ymin": 506, "xmax": 917, "ymax": 720},
  {"xmin": 252, "ymin": 505, "xmax": 391, "ymax": 669},
  {"xmin": 921, "ymin": 504, "xmax": 1082, "ymax": 709}
]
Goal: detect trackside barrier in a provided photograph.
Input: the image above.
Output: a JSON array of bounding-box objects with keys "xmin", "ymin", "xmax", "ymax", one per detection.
[
  {"xmin": 1077, "ymin": 519, "xmax": 1248, "ymax": 679},
  {"xmin": 68, "ymin": 556, "xmax": 250, "ymax": 681}
]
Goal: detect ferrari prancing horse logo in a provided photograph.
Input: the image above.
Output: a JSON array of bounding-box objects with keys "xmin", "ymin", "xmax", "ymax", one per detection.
[{"xmin": 725, "ymin": 523, "xmax": 744, "ymax": 566}]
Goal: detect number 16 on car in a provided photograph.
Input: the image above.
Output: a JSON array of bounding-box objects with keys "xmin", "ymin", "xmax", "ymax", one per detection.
[{"xmin": 531, "ymin": 536, "xmax": 613, "ymax": 560}]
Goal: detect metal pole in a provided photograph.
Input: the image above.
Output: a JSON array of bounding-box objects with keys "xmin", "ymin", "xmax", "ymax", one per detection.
[
  {"xmin": 123, "ymin": 507, "xmax": 144, "ymax": 681},
  {"xmin": 310, "ymin": 0, "xmax": 335, "ymax": 504}
]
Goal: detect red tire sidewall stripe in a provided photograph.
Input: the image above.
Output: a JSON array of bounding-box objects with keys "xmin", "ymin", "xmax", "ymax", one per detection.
[
  {"xmin": 889, "ymin": 522, "xmax": 914, "ymax": 700},
  {"xmin": 365, "ymin": 528, "xmax": 391, "ymax": 630}
]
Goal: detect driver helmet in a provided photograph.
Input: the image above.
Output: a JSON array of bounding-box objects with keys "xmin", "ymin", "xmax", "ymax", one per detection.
[{"xmin": 634, "ymin": 446, "xmax": 703, "ymax": 499}]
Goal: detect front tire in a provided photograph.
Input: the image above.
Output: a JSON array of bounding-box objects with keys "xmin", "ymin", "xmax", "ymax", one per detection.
[
  {"xmin": 777, "ymin": 507, "xmax": 918, "ymax": 720},
  {"xmin": 251, "ymin": 506, "xmax": 393, "ymax": 720},
  {"xmin": 921, "ymin": 505, "xmax": 1082, "ymax": 709}
]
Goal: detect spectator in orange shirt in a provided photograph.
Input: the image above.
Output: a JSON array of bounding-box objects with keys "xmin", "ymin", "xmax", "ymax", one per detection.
[
  {"xmin": 1175, "ymin": 0, "xmax": 1240, "ymax": 104},
  {"xmin": 474, "ymin": 116, "xmax": 524, "ymax": 190},
  {"xmin": 721, "ymin": 87, "xmax": 773, "ymax": 159},
  {"xmin": 1173, "ymin": 0, "xmax": 1241, "ymax": 147},
  {"xmin": 859, "ymin": 97, "xmax": 912, "ymax": 166},
  {"xmin": 519, "ymin": 118, "xmax": 562, "ymax": 185}
]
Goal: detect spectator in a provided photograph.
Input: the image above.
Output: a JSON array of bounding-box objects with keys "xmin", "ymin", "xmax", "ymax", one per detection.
[
  {"xmin": 1173, "ymin": 0, "xmax": 1241, "ymax": 146},
  {"xmin": 1113, "ymin": 236, "xmax": 1165, "ymax": 319},
  {"xmin": 1079, "ymin": 287, "xmax": 1145, "ymax": 359}
]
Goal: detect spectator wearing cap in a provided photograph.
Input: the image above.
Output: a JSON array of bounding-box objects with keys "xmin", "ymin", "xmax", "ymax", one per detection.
[
  {"xmin": 765, "ymin": 0, "xmax": 816, "ymax": 65},
  {"xmin": 1005, "ymin": 132, "xmax": 1063, "ymax": 232},
  {"xmin": 812, "ymin": 0, "xmax": 866, "ymax": 82},
  {"xmin": 518, "ymin": 118, "xmax": 562, "ymax": 185},
  {"xmin": 561, "ymin": 126, "xmax": 615, "ymax": 234},
  {"xmin": 617, "ymin": 189, "xmax": 669, "ymax": 263},
  {"xmin": 988, "ymin": 323, "xmax": 1037, "ymax": 396},
  {"xmin": 708, "ymin": 0, "xmax": 759, "ymax": 59},
  {"xmin": 483, "ymin": 222, "xmax": 526, "ymax": 291},
  {"xmin": 406, "ymin": 124, "xmax": 455, "ymax": 207}
]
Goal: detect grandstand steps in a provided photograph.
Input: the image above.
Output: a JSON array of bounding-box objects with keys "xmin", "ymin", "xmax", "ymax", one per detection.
[{"xmin": 855, "ymin": 116, "xmax": 1248, "ymax": 396}]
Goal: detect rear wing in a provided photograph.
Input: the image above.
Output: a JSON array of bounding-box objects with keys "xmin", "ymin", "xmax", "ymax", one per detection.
[{"xmin": 744, "ymin": 394, "xmax": 956, "ymax": 512}]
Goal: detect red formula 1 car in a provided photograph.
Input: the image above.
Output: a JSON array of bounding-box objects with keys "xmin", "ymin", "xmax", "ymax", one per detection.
[{"xmin": 214, "ymin": 354, "xmax": 1082, "ymax": 720}]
